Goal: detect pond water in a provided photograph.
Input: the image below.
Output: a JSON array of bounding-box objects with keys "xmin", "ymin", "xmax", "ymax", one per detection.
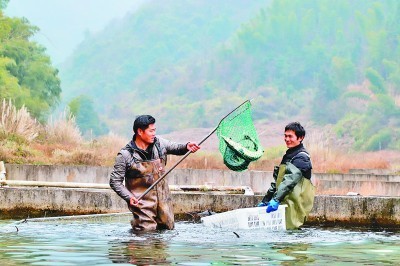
[{"xmin": 0, "ymin": 215, "xmax": 399, "ymax": 265}]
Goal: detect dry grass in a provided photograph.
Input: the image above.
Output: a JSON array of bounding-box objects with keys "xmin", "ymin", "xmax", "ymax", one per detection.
[
  {"xmin": 172, "ymin": 151, "xmax": 226, "ymax": 170},
  {"xmin": 45, "ymin": 110, "xmax": 83, "ymax": 146},
  {"xmin": 0, "ymin": 98, "xmax": 398, "ymax": 175},
  {"xmin": 0, "ymin": 104, "xmax": 127, "ymax": 165},
  {"xmin": 304, "ymin": 130, "xmax": 390, "ymax": 173},
  {"xmin": 31, "ymin": 133, "xmax": 128, "ymax": 166},
  {"xmin": 171, "ymin": 149, "xmax": 393, "ymax": 173},
  {"xmin": 0, "ymin": 101, "xmax": 398, "ymax": 198},
  {"xmin": 0, "ymin": 99, "xmax": 41, "ymax": 141},
  {"xmin": 315, "ymin": 183, "xmax": 386, "ymax": 196},
  {"xmin": 171, "ymin": 146, "xmax": 285, "ymax": 171},
  {"xmin": 169, "ymin": 130, "xmax": 396, "ymax": 174},
  {"xmin": 94, "ymin": 133, "xmax": 128, "ymax": 157}
]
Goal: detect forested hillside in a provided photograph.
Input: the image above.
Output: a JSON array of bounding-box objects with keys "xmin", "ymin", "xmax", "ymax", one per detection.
[
  {"xmin": 59, "ymin": 0, "xmax": 400, "ymax": 151},
  {"xmin": 0, "ymin": 1, "xmax": 60, "ymax": 122},
  {"xmin": 59, "ymin": 0, "xmax": 270, "ymax": 133}
]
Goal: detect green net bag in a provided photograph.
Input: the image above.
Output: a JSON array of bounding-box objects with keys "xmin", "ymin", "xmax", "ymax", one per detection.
[{"xmin": 216, "ymin": 100, "xmax": 264, "ymax": 171}]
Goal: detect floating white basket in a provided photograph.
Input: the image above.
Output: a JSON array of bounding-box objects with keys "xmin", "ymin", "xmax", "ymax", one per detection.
[{"xmin": 201, "ymin": 205, "xmax": 287, "ymax": 230}]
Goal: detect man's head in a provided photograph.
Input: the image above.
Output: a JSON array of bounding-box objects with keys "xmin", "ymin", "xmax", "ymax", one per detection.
[
  {"xmin": 284, "ymin": 122, "xmax": 306, "ymax": 148},
  {"xmin": 133, "ymin": 115, "xmax": 156, "ymax": 144}
]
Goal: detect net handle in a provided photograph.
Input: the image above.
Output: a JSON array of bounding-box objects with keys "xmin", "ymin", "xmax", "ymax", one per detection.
[{"xmin": 137, "ymin": 99, "xmax": 251, "ymax": 201}]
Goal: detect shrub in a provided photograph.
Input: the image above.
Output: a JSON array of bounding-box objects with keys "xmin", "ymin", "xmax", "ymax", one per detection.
[
  {"xmin": 0, "ymin": 98, "xmax": 41, "ymax": 141},
  {"xmin": 363, "ymin": 128, "xmax": 392, "ymax": 151},
  {"xmin": 45, "ymin": 110, "xmax": 83, "ymax": 147}
]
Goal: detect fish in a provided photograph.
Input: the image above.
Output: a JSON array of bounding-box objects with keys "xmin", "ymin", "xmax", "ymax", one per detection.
[
  {"xmin": 221, "ymin": 135, "xmax": 264, "ymax": 162},
  {"xmin": 223, "ymin": 145, "xmax": 250, "ymax": 171}
]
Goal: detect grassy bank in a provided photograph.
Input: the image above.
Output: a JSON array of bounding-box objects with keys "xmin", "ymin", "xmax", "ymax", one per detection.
[{"xmin": 1, "ymin": 99, "xmax": 398, "ymax": 174}]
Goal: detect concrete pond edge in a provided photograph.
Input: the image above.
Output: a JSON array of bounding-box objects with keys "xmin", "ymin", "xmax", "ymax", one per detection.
[{"xmin": 0, "ymin": 187, "xmax": 399, "ymax": 229}]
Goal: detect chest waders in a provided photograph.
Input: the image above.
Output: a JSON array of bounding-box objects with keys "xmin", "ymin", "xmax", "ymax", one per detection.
[
  {"xmin": 125, "ymin": 159, "xmax": 174, "ymax": 231},
  {"xmin": 276, "ymin": 162, "xmax": 315, "ymax": 230}
]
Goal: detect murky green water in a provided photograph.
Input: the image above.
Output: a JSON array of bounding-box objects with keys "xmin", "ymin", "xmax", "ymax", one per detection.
[{"xmin": 0, "ymin": 216, "xmax": 399, "ymax": 265}]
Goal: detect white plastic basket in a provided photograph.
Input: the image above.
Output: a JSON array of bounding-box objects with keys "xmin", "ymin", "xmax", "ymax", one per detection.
[{"xmin": 201, "ymin": 205, "xmax": 286, "ymax": 230}]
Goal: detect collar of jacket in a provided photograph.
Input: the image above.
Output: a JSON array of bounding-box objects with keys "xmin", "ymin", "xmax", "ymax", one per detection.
[
  {"xmin": 126, "ymin": 135, "xmax": 158, "ymax": 154},
  {"xmin": 281, "ymin": 143, "xmax": 307, "ymax": 164}
]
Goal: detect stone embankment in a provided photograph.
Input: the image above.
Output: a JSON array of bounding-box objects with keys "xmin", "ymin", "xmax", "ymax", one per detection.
[{"xmin": 1, "ymin": 164, "xmax": 399, "ymax": 228}]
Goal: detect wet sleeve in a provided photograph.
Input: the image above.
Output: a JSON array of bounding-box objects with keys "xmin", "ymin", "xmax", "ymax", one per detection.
[
  {"xmin": 261, "ymin": 166, "xmax": 279, "ymax": 203},
  {"xmin": 262, "ymin": 182, "xmax": 276, "ymax": 203},
  {"xmin": 159, "ymin": 137, "xmax": 188, "ymax": 155},
  {"xmin": 109, "ymin": 152, "xmax": 135, "ymax": 202},
  {"xmin": 274, "ymin": 162, "xmax": 303, "ymax": 202}
]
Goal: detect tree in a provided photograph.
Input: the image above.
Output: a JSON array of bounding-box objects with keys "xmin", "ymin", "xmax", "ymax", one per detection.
[
  {"xmin": 0, "ymin": 11, "xmax": 61, "ymax": 121},
  {"xmin": 68, "ymin": 95, "xmax": 108, "ymax": 137},
  {"xmin": 0, "ymin": 0, "xmax": 9, "ymax": 10}
]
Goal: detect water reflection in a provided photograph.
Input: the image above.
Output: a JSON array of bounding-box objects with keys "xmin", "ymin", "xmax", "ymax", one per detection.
[
  {"xmin": 0, "ymin": 219, "xmax": 399, "ymax": 265},
  {"xmin": 273, "ymin": 243, "xmax": 315, "ymax": 265},
  {"xmin": 109, "ymin": 232, "xmax": 169, "ymax": 264}
]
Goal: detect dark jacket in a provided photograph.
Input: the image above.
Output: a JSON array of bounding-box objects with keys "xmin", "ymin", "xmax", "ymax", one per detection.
[
  {"xmin": 262, "ymin": 143, "xmax": 312, "ymax": 203},
  {"xmin": 280, "ymin": 143, "xmax": 312, "ymax": 179}
]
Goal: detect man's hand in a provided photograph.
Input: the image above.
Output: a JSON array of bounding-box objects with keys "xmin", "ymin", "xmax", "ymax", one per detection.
[
  {"xmin": 256, "ymin": 202, "xmax": 267, "ymax": 207},
  {"xmin": 266, "ymin": 199, "xmax": 280, "ymax": 213},
  {"xmin": 187, "ymin": 142, "xmax": 200, "ymax": 153},
  {"xmin": 129, "ymin": 196, "xmax": 139, "ymax": 206}
]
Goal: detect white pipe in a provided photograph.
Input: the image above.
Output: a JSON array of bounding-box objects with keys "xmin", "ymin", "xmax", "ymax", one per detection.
[
  {"xmin": 1, "ymin": 180, "xmax": 254, "ymax": 194},
  {"xmin": 169, "ymin": 185, "xmax": 254, "ymax": 195},
  {"xmin": 1, "ymin": 180, "xmax": 110, "ymax": 189}
]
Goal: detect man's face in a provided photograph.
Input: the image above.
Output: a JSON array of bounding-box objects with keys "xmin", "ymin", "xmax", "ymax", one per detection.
[
  {"xmin": 284, "ymin": 130, "xmax": 303, "ymax": 148},
  {"xmin": 138, "ymin": 124, "xmax": 156, "ymax": 145}
]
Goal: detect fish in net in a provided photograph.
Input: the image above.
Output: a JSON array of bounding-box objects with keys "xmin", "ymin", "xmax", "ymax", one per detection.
[{"xmin": 216, "ymin": 101, "xmax": 264, "ymax": 171}]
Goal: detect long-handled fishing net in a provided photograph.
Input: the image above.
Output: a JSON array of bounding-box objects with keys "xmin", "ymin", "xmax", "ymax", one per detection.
[
  {"xmin": 216, "ymin": 100, "xmax": 264, "ymax": 171},
  {"xmin": 137, "ymin": 99, "xmax": 262, "ymax": 200},
  {"xmin": 200, "ymin": 101, "xmax": 287, "ymax": 230}
]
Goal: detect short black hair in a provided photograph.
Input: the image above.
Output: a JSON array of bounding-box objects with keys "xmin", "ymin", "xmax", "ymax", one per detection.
[
  {"xmin": 285, "ymin": 122, "xmax": 306, "ymax": 140},
  {"xmin": 133, "ymin": 115, "xmax": 156, "ymax": 134}
]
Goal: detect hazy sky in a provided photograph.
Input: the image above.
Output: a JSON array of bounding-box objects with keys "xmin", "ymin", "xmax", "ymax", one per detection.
[{"xmin": 4, "ymin": 0, "xmax": 146, "ymax": 66}]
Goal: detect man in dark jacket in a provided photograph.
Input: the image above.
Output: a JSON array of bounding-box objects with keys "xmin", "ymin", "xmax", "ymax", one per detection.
[
  {"xmin": 110, "ymin": 115, "xmax": 200, "ymax": 231},
  {"xmin": 258, "ymin": 122, "xmax": 315, "ymax": 229}
]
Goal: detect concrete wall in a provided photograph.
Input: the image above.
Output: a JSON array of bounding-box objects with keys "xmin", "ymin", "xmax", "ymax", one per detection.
[
  {"xmin": 4, "ymin": 164, "xmax": 111, "ymax": 183},
  {"xmin": 4, "ymin": 164, "xmax": 400, "ymax": 196},
  {"xmin": 0, "ymin": 187, "xmax": 399, "ymax": 228}
]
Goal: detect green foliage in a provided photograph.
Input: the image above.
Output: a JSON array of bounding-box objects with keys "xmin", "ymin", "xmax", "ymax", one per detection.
[
  {"xmin": 0, "ymin": 57, "xmax": 20, "ymax": 98},
  {"xmin": 0, "ymin": 131, "xmax": 26, "ymax": 145},
  {"xmin": 68, "ymin": 95, "xmax": 108, "ymax": 137},
  {"xmin": 0, "ymin": 0, "xmax": 8, "ymax": 10},
  {"xmin": 363, "ymin": 128, "xmax": 392, "ymax": 151},
  {"xmin": 331, "ymin": 57, "xmax": 356, "ymax": 89},
  {"xmin": 342, "ymin": 91, "xmax": 370, "ymax": 101},
  {"xmin": 333, "ymin": 113, "xmax": 362, "ymax": 138},
  {"xmin": 365, "ymin": 67, "xmax": 386, "ymax": 94},
  {"xmin": 60, "ymin": 1, "xmax": 265, "ymax": 108},
  {"xmin": 367, "ymin": 94, "xmax": 399, "ymax": 118},
  {"xmin": 341, "ymin": 94, "xmax": 399, "ymax": 151},
  {"xmin": 0, "ymin": 12, "xmax": 61, "ymax": 121},
  {"xmin": 264, "ymin": 145, "xmax": 286, "ymax": 160},
  {"xmin": 382, "ymin": 59, "xmax": 400, "ymax": 92}
]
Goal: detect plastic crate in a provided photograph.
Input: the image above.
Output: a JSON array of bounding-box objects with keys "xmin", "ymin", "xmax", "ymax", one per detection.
[{"xmin": 201, "ymin": 205, "xmax": 286, "ymax": 230}]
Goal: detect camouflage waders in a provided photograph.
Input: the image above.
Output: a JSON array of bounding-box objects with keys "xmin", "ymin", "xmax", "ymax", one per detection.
[{"xmin": 125, "ymin": 159, "xmax": 174, "ymax": 231}]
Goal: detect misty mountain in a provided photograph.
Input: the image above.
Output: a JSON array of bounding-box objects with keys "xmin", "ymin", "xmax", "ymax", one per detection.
[
  {"xmin": 59, "ymin": 0, "xmax": 268, "ymax": 132},
  {"xmin": 59, "ymin": 0, "xmax": 400, "ymax": 151}
]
